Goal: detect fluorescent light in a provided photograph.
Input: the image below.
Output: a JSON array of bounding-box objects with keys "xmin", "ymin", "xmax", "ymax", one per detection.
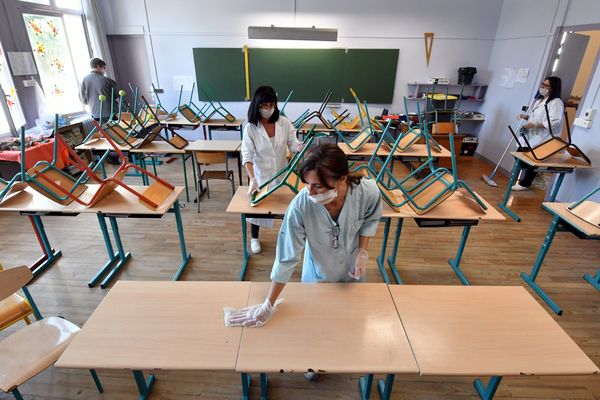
[{"xmin": 248, "ymin": 26, "xmax": 338, "ymax": 41}]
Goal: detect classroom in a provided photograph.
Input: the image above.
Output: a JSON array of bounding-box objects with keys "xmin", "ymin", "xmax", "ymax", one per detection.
[{"xmin": 0, "ymin": 0, "xmax": 599, "ymax": 399}]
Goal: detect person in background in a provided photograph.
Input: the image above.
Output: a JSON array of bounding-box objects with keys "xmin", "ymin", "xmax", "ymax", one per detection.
[
  {"xmin": 512, "ymin": 76, "xmax": 564, "ymax": 191},
  {"xmin": 79, "ymin": 58, "xmax": 117, "ymax": 121},
  {"xmin": 241, "ymin": 86, "xmax": 303, "ymax": 254}
]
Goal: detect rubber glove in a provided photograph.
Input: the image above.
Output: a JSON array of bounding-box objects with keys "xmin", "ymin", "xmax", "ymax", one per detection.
[
  {"xmin": 349, "ymin": 248, "xmax": 368, "ymax": 280},
  {"xmin": 247, "ymin": 178, "xmax": 259, "ymax": 197},
  {"xmin": 226, "ymin": 298, "xmax": 283, "ymax": 327}
]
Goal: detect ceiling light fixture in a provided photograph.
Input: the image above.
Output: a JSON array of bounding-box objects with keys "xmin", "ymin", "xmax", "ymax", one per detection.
[{"xmin": 248, "ymin": 25, "xmax": 338, "ymax": 42}]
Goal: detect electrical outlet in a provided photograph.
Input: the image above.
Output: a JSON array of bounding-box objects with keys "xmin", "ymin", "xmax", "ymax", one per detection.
[
  {"xmin": 574, "ymin": 117, "xmax": 592, "ymax": 129},
  {"xmin": 583, "ymin": 108, "xmax": 596, "ymax": 120}
]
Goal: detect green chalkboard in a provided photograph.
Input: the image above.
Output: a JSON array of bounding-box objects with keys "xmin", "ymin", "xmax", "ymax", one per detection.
[
  {"xmin": 249, "ymin": 48, "xmax": 345, "ymax": 102},
  {"xmin": 192, "ymin": 48, "xmax": 245, "ymax": 101},
  {"xmin": 342, "ymin": 49, "xmax": 399, "ymax": 104}
]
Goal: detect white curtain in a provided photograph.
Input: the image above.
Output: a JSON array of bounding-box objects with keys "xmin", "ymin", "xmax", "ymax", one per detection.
[{"xmin": 81, "ymin": 0, "xmax": 115, "ymax": 79}]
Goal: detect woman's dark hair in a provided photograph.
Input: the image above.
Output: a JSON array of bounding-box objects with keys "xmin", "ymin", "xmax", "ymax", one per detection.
[
  {"xmin": 247, "ymin": 86, "xmax": 280, "ymax": 125},
  {"xmin": 537, "ymin": 76, "xmax": 562, "ymax": 103},
  {"xmin": 300, "ymin": 143, "xmax": 361, "ymax": 189}
]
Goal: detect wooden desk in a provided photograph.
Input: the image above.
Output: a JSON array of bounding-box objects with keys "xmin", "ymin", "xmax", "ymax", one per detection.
[
  {"xmin": 201, "ymin": 119, "xmax": 244, "ymax": 140},
  {"xmin": 56, "ymin": 281, "xmax": 250, "ymax": 399},
  {"xmin": 0, "ymin": 186, "xmax": 191, "ymax": 287},
  {"xmin": 159, "ymin": 116, "xmax": 200, "ymax": 128},
  {"xmin": 297, "ymin": 123, "xmax": 382, "ymax": 134},
  {"xmin": 521, "ymin": 202, "xmax": 600, "ymax": 315},
  {"xmin": 338, "ymin": 143, "xmax": 451, "ymax": 158},
  {"xmin": 236, "ymin": 282, "xmax": 418, "ymax": 400},
  {"xmin": 387, "ymin": 285, "xmax": 598, "ymax": 400},
  {"xmin": 499, "ymin": 151, "xmax": 592, "ymax": 222}
]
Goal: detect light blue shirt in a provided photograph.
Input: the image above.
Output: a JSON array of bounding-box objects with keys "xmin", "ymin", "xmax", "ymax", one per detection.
[{"xmin": 270, "ymin": 178, "xmax": 382, "ymax": 283}]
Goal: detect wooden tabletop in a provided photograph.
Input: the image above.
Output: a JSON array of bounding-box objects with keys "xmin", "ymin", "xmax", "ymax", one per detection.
[
  {"xmin": 76, "ymin": 138, "xmax": 133, "ymax": 152},
  {"xmin": 543, "ymin": 202, "xmax": 600, "ymax": 238},
  {"xmin": 226, "ymin": 186, "xmax": 295, "ymax": 216},
  {"xmin": 159, "ymin": 117, "xmax": 200, "ymax": 127},
  {"xmin": 185, "ymin": 140, "xmax": 241, "ymax": 152},
  {"xmin": 56, "ymin": 281, "xmax": 250, "ymax": 370},
  {"xmin": 76, "ymin": 138, "xmax": 186, "ymax": 154},
  {"xmin": 338, "ymin": 143, "xmax": 451, "ymax": 158},
  {"xmin": 389, "ymin": 285, "xmax": 599, "ymax": 376},
  {"xmin": 298, "ymin": 124, "xmax": 382, "ymax": 133},
  {"xmin": 0, "ymin": 185, "xmax": 183, "ymax": 215},
  {"xmin": 235, "ymin": 282, "xmax": 419, "ymax": 374},
  {"xmin": 512, "ymin": 151, "xmax": 593, "ymax": 169},
  {"xmin": 201, "ymin": 119, "xmax": 244, "ymax": 127}
]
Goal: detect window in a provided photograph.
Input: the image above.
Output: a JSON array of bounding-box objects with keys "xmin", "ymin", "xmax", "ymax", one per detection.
[
  {"xmin": 20, "ymin": 0, "xmax": 91, "ymax": 116},
  {"xmin": 0, "ymin": 43, "xmax": 25, "ymax": 136}
]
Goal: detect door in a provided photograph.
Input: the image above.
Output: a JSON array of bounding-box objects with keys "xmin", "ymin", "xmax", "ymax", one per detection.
[
  {"xmin": 107, "ymin": 35, "xmax": 153, "ymax": 110},
  {"xmin": 547, "ymin": 32, "xmax": 590, "ymax": 102}
]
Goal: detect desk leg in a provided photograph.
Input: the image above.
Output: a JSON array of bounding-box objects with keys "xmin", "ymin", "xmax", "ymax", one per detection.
[
  {"xmin": 238, "ymin": 125, "xmax": 243, "ymax": 140},
  {"xmin": 240, "ymin": 214, "xmax": 250, "ymax": 281},
  {"xmin": 376, "ymin": 218, "xmax": 391, "ymax": 284},
  {"xmin": 549, "ymin": 172, "xmax": 565, "ymax": 202},
  {"xmin": 520, "ymin": 215, "xmax": 562, "ymax": 315},
  {"xmin": 190, "ymin": 152, "xmax": 198, "ymax": 199},
  {"xmin": 208, "ymin": 126, "xmax": 213, "ymax": 140},
  {"xmin": 100, "ymin": 216, "xmax": 132, "ymax": 289},
  {"xmin": 90, "ymin": 369, "xmax": 104, "ymax": 393},
  {"xmin": 132, "ymin": 370, "xmax": 155, "ymax": 400},
  {"xmin": 474, "ymin": 376, "xmax": 502, "ymax": 400},
  {"xmin": 377, "ymin": 374, "xmax": 395, "ymax": 400},
  {"xmin": 181, "ymin": 153, "xmax": 190, "ymax": 202},
  {"xmin": 241, "ymin": 373, "xmax": 251, "ymax": 400},
  {"xmin": 260, "ymin": 373, "xmax": 268, "ymax": 400},
  {"xmin": 498, "ymin": 158, "xmax": 522, "ymax": 222},
  {"xmin": 236, "ymin": 152, "xmax": 243, "ymax": 185},
  {"xmin": 139, "ymin": 156, "xmax": 149, "ymax": 186},
  {"xmin": 171, "ymin": 200, "xmax": 191, "ymax": 281},
  {"xmin": 28, "ymin": 215, "xmax": 62, "ymax": 278},
  {"xmin": 583, "ymin": 269, "xmax": 600, "ymax": 292},
  {"xmin": 386, "ymin": 219, "xmax": 404, "ymax": 284},
  {"xmin": 358, "ymin": 374, "xmax": 373, "ymax": 400},
  {"xmin": 448, "ymin": 225, "xmax": 472, "ymax": 285}
]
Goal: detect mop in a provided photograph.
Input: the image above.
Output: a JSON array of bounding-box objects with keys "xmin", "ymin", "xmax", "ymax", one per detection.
[{"xmin": 481, "ymin": 96, "xmax": 538, "ymax": 187}]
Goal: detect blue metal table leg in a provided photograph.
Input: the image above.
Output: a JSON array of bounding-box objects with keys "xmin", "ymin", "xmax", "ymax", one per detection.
[
  {"xmin": 127, "ymin": 154, "xmax": 144, "ymax": 178},
  {"xmin": 386, "ymin": 219, "xmax": 404, "ymax": 284},
  {"xmin": 583, "ymin": 269, "xmax": 600, "ymax": 291},
  {"xmin": 208, "ymin": 126, "xmax": 213, "ymax": 140},
  {"xmin": 520, "ymin": 215, "xmax": 562, "ymax": 315},
  {"xmin": 474, "ymin": 376, "xmax": 502, "ymax": 400},
  {"xmin": 89, "ymin": 369, "xmax": 103, "ymax": 393},
  {"xmin": 498, "ymin": 158, "xmax": 522, "ymax": 222},
  {"xmin": 190, "ymin": 152, "xmax": 198, "ymax": 199},
  {"xmin": 548, "ymin": 172, "xmax": 565, "ymax": 202},
  {"xmin": 377, "ymin": 374, "xmax": 395, "ymax": 400},
  {"xmin": 140, "ymin": 156, "xmax": 149, "ymax": 185},
  {"xmin": 358, "ymin": 374, "xmax": 373, "ymax": 400},
  {"xmin": 11, "ymin": 388, "xmax": 24, "ymax": 400},
  {"xmin": 376, "ymin": 218, "xmax": 392, "ymax": 284},
  {"xmin": 240, "ymin": 214, "xmax": 250, "ymax": 281},
  {"xmin": 29, "ymin": 215, "xmax": 62, "ymax": 277},
  {"xmin": 132, "ymin": 370, "xmax": 155, "ymax": 400},
  {"xmin": 100, "ymin": 216, "xmax": 132, "ymax": 289},
  {"xmin": 448, "ymin": 225, "xmax": 472, "ymax": 285},
  {"xmin": 89, "ymin": 213, "xmax": 120, "ymax": 287},
  {"xmin": 171, "ymin": 200, "xmax": 191, "ymax": 281},
  {"xmin": 260, "ymin": 373, "xmax": 268, "ymax": 400},
  {"xmin": 241, "ymin": 373, "xmax": 251, "ymax": 400},
  {"xmin": 181, "ymin": 153, "xmax": 190, "ymax": 202}
]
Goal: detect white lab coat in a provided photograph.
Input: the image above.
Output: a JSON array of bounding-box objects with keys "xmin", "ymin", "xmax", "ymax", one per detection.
[
  {"xmin": 270, "ymin": 179, "xmax": 383, "ymax": 283},
  {"xmin": 242, "ymin": 116, "xmax": 302, "ymax": 227},
  {"xmin": 524, "ymin": 97, "xmax": 564, "ymax": 147}
]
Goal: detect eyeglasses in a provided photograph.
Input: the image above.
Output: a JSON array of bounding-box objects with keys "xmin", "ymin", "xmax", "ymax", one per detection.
[{"xmin": 331, "ymin": 223, "xmax": 340, "ymax": 249}]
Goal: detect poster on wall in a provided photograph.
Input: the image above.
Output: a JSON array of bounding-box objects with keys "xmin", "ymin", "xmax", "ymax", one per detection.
[
  {"xmin": 500, "ymin": 67, "xmax": 516, "ymax": 88},
  {"xmin": 7, "ymin": 52, "xmax": 38, "ymax": 76},
  {"xmin": 516, "ymin": 68, "xmax": 529, "ymax": 84}
]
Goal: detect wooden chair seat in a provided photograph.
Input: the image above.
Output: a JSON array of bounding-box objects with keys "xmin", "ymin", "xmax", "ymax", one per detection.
[
  {"xmin": 0, "ymin": 181, "xmax": 27, "ymax": 204},
  {"xmin": 405, "ymin": 171, "xmax": 455, "ymax": 214},
  {"xmin": 26, "ymin": 165, "xmax": 88, "ymax": 205},
  {"xmin": 569, "ymin": 201, "xmax": 600, "ymax": 228},
  {"xmin": 524, "ymin": 138, "xmax": 567, "ymax": 161},
  {"xmin": 105, "ymin": 124, "xmax": 137, "ymax": 145},
  {"xmin": 0, "ymin": 317, "xmax": 79, "ymax": 393},
  {"xmin": 140, "ymin": 181, "xmax": 173, "ymax": 209},
  {"xmin": 0, "ymin": 294, "xmax": 33, "ymax": 331},
  {"xmin": 169, "ymin": 135, "xmax": 189, "ymax": 149},
  {"xmin": 179, "ymin": 105, "xmax": 202, "ymax": 123},
  {"xmin": 347, "ymin": 130, "xmax": 371, "ymax": 151},
  {"xmin": 377, "ymin": 183, "xmax": 405, "ymax": 212},
  {"xmin": 201, "ymin": 170, "xmax": 231, "ymax": 180},
  {"xmin": 393, "ymin": 130, "xmax": 420, "ymax": 152}
]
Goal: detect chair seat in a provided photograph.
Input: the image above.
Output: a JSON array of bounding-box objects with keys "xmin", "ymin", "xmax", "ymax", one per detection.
[
  {"xmin": 0, "ymin": 294, "xmax": 33, "ymax": 330},
  {"xmin": 0, "ymin": 317, "xmax": 79, "ymax": 392},
  {"xmin": 200, "ymin": 170, "xmax": 232, "ymax": 180}
]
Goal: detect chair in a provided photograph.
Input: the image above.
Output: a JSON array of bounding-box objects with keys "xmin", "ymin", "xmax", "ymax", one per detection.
[
  {"xmin": 567, "ymin": 185, "xmax": 600, "ymax": 227},
  {"xmin": 292, "ymin": 90, "xmax": 334, "ymax": 129},
  {"xmin": 508, "ymin": 104, "xmax": 591, "ymax": 165},
  {"xmin": 251, "ymin": 128, "xmax": 318, "ymax": 206},
  {"xmin": 279, "ymin": 90, "xmax": 294, "ymax": 118},
  {"xmin": 195, "ymin": 151, "xmax": 235, "ymax": 212},
  {"xmin": 139, "ymin": 96, "xmax": 189, "ymax": 149},
  {"xmin": 177, "ymin": 83, "xmax": 212, "ymax": 124},
  {"xmin": 0, "ymin": 264, "xmax": 34, "ymax": 331},
  {"xmin": 200, "ymin": 87, "xmax": 236, "ymax": 122},
  {"xmin": 0, "ymin": 265, "xmax": 104, "ymax": 400},
  {"xmin": 334, "ymin": 100, "xmax": 377, "ymax": 152},
  {"xmin": 349, "ymin": 88, "xmax": 384, "ymax": 131},
  {"xmin": 151, "ymin": 83, "xmax": 178, "ymax": 119}
]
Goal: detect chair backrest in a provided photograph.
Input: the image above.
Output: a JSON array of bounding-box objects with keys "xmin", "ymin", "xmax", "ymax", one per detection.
[
  {"xmin": 195, "ymin": 151, "xmax": 226, "ymax": 165},
  {"xmin": 432, "ymin": 122, "xmax": 456, "ymax": 134},
  {"xmin": 0, "ymin": 266, "xmax": 31, "ymax": 303}
]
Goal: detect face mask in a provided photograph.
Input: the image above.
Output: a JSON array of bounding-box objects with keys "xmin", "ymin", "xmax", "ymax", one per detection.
[
  {"xmin": 308, "ymin": 189, "xmax": 337, "ymax": 205},
  {"xmin": 539, "ymin": 88, "xmax": 549, "ymax": 97},
  {"xmin": 259, "ymin": 107, "xmax": 274, "ymax": 119}
]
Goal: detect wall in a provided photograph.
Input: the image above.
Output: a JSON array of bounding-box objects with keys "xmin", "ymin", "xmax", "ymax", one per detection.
[
  {"xmin": 98, "ymin": 0, "xmax": 502, "ymax": 120},
  {"xmin": 571, "ymin": 30, "xmax": 600, "ymax": 98}
]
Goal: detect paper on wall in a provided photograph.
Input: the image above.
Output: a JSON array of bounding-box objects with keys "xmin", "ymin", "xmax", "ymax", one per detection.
[
  {"xmin": 7, "ymin": 52, "xmax": 38, "ymax": 76},
  {"xmin": 500, "ymin": 67, "xmax": 516, "ymax": 88},
  {"xmin": 516, "ymin": 68, "xmax": 529, "ymax": 84}
]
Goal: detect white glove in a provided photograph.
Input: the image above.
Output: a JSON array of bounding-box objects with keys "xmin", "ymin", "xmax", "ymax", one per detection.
[
  {"xmin": 349, "ymin": 248, "xmax": 368, "ymax": 280},
  {"xmin": 226, "ymin": 298, "xmax": 283, "ymax": 327},
  {"xmin": 291, "ymin": 142, "xmax": 305, "ymax": 153},
  {"xmin": 247, "ymin": 178, "xmax": 259, "ymax": 197}
]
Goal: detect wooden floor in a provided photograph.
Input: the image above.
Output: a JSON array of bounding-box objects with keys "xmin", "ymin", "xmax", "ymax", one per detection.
[{"xmin": 1, "ymin": 154, "xmax": 599, "ymax": 400}]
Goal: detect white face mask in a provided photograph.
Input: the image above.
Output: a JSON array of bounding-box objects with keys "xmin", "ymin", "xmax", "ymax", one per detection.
[
  {"xmin": 308, "ymin": 189, "xmax": 337, "ymax": 205},
  {"xmin": 259, "ymin": 107, "xmax": 274, "ymax": 119},
  {"xmin": 539, "ymin": 88, "xmax": 549, "ymax": 97}
]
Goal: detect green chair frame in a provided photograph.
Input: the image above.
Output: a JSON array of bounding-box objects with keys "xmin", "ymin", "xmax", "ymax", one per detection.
[{"xmin": 199, "ymin": 87, "xmax": 236, "ymax": 122}]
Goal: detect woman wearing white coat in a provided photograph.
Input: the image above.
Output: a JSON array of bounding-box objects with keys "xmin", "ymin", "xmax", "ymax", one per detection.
[
  {"xmin": 512, "ymin": 76, "xmax": 564, "ymax": 191},
  {"xmin": 242, "ymin": 86, "xmax": 303, "ymax": 254}
]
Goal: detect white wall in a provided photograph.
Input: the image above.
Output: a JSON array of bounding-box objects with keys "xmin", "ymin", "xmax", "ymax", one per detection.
[{"xmin": 98, "ymin": 0, "xmax": 502, "ymax": 121}]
